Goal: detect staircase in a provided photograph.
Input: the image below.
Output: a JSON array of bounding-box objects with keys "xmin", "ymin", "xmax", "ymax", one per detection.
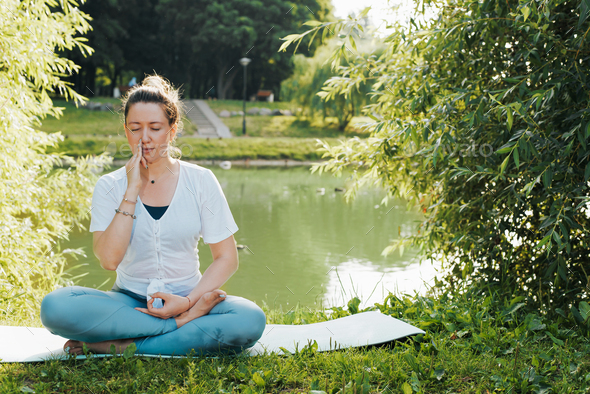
[{"xmin": 182, "ymin": 99, "xmax": 232, "ymax": 138}]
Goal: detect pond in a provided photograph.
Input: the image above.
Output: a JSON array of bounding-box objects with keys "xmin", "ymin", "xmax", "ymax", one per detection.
[{"xmin": 62, "ymin": 164, "xmax": 440, "ymax": 311}]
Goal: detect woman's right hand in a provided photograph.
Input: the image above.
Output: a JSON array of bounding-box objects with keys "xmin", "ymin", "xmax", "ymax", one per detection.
[{"xmin": 126, "ymin": 138, "xmax": 147, "ymax": 192}]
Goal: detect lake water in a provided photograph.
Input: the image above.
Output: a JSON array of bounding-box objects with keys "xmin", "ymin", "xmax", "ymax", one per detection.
[{"xmin": 62, "ymin": 165, "xmax": 440, "ymax": 310}]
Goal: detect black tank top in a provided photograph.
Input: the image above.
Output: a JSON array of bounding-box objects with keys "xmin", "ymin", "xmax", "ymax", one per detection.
[{"xmin": 143, "ymin": 203, "xmax": 169, "ymax": 220}]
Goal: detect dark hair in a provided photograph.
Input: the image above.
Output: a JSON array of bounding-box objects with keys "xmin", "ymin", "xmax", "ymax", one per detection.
[{"xmin": 121, "ymin": 74, "xmax": 184, "ymax": 158}]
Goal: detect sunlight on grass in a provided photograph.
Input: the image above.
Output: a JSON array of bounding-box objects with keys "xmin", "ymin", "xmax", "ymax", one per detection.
[{"xmin": 37, "ymin": 98, "xmax": 371, "ymax": 140}]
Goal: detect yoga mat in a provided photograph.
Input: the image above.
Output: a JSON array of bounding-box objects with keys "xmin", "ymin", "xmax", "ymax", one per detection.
[{"xmin": 0, "ymin": 311, "xmax": 424, "ymax": 362}]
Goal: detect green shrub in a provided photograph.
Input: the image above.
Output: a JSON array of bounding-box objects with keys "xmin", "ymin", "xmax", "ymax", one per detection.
[
  {"xmin": 0, "ymin": 0, "xmax": 111, "ymax": 321},
  {"xmin": 280, "ymin": 0, "xmax": 590, "ymax": 314}
]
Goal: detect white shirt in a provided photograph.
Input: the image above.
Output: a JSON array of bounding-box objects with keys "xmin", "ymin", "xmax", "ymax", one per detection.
[{"xmin": 89, "ymin": 160, "xmax": 239, "ymax": 302}]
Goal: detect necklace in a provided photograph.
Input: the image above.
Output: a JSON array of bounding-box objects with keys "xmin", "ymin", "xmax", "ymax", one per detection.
[{"xmin": 148, "ymin": 162, "xmax": 177, "ymax": 184}]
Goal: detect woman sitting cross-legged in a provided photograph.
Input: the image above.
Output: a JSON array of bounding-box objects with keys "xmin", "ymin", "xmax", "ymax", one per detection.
[{"xmin": 40, "ymin": 74, "xmax": 266, "ymax": 357}]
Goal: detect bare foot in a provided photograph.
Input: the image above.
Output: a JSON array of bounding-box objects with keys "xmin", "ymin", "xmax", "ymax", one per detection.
[
  {"xmin": 63, "ymin": 338, "xmax": 135, "ymax": 355},
  {"xmin": 62, "ymin": 290, "xmax": 227, "ymax": 354},
  {"xmin": 175, "ymin": 289, "xmax": 227, "ymax": 329}
]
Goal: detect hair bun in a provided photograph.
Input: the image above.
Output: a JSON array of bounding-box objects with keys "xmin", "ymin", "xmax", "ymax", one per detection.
[{"xmin": 143, "ymin": 75, "xmax": 170, "ymax": 93}]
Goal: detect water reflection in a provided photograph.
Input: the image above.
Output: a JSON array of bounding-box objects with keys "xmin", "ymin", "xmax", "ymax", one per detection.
[
  {"xmin": 324, "ymin": 257, "xmax": 441, "ymax": 310},
  {"xmin": 63, "ymin": 164, "xmax": 438, "ymax": 309}
]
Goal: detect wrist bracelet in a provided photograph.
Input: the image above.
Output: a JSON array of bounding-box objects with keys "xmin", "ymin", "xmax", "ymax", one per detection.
[
  {"xmin": 122, "ymin": 195, "xmax": 137, "ymax": 204},
  {"xmin": 186, "ymin": 295, "xmax": 192, "ymax": 310},
  {"xmin": 115, "ymin": 208, "xmax": 136, "ymax": 219}
]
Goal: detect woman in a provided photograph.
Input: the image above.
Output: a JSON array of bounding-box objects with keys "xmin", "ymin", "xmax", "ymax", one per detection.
[{"xmin": 40, "ymin": 75, "xmax": 266, "ymax": 356}]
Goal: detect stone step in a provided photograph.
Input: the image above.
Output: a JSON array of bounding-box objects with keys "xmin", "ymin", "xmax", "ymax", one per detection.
[{"xmin": 182, "ymin": 99, "xmax": 232, "ymax": 139}]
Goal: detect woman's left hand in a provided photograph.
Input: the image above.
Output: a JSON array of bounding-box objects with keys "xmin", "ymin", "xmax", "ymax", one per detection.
[{"xmin": 134, "ymin": 292, "xmax": 191, "ymax": 319}]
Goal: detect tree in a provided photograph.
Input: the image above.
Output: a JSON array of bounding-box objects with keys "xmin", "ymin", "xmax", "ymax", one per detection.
[
  {"xmin": 156, "ymin": 0, "xmax": 334, "ymax": 99},
  {"xmin": 0, "ymin": 0, "xmax": 110, "ymax": 320},
  {"xmin": 281, "ymin": 20, "xmax": 380, "ymax": 130},
  {"xmin": 63, "ymin": 0, "xmax": 334, "ymax": 100},
  {"xmin": 281, "ymin": 43, "xmax": 339, "ymax": 120},
  {"xmin": 63, "ymin": 0, "xmax": 165, "ymax": 96},
  {"xmin": 61, "ymin": 0, "xmax": 126, "ymax": 96},
  {"xmin": 281, "ymin": 0, "xmax": 590, "ymax": 317}
]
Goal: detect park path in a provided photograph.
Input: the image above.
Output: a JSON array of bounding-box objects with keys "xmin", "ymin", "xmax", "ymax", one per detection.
[{"xmin": 182, "ymin": 99, "xmax": 233, "ymax": 138}]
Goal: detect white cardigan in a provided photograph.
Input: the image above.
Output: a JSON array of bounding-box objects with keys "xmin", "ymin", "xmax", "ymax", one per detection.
[{"xmin": 89, "ymin": 160, "xmax": 239, "ymax": 303}]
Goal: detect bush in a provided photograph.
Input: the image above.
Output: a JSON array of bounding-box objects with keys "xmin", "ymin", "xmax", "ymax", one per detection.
[
  {"xmin": 280, "ymin": 0, "xmax": 590, "ymax": 315},
  {"xmin": 0, "ymin": 0, "xmax": 111, "ymax": 321},
  {"xmin": 280, "ymin": 29, "xmax": 376, "ymax": 131}
]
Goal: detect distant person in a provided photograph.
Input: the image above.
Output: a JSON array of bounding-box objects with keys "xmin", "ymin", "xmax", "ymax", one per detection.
[
  {"xmin": 40, "ymin": 74, "xmax": 266, "ymax": 356},
  {"xmin": 128, "ymin": 77, "xmax": 137, "ymax": 87}
]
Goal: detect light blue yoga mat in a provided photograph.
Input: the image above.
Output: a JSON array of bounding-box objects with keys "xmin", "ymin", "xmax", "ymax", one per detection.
[{"xmin": 0, "ymin": 311, "xmax": 424, "ymax": 362}]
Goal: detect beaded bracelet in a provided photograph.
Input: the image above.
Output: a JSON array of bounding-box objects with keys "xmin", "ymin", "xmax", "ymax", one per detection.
[
  {"xmin": 186, "ymin": 295, "xmax": 192, "ymax": 311},
  {"xmin": 115, "ymin": 208, "xmax": 136, "ymax": 219}
]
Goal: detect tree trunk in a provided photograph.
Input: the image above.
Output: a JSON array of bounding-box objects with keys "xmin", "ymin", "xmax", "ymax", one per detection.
[
  {"xmin": 74, "ymin": 65, "xmax": 82, "ymax": 95},
  {"xmin": 85, "ymin": 64, "xmax": 96, "ymax": 97},
  {"xmin": 217, "ymin": 64, "xmax": 239, "ymax": 100},
  {"xmin": 110, "ymin": 65, "xmax": 119, "ymax": 98}
]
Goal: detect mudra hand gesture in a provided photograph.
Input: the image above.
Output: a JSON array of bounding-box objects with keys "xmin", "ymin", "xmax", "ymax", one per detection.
[
  {"xmin": 135, "ymin": 290, "xmax": 228, "ymax": 320},
  {"xmin": 134, "ymin": 292, "xmax": 192, "ymax": 318}
]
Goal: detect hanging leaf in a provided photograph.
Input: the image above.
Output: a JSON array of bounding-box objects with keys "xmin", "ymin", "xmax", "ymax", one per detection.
[
  {"xmin": 559, "ymin": 222, "xmax": 570, "ymax": 243},
  {"xmin": 348, "ymin": 34, "xmax": 357, "ymax": 52},
  {"xmin": 433, "ymin": 137, "xmax": 441, "ymax": 167},
  {"xmin": 497, "ymin": 141, "xmax": 516, "ymax": 154},
  {"xmin": 535, "ymin": 234, "xmax": 552, "ymax": 249},
  {"xmin": 552, "ymin": 230, "xmax": 562, "ymax": 247},
  {"xmin": 579, "ymin": 301, "xmax": 590, "ymax": 322},
  {"xmin": 522, "ymin": 6, "xmax": 531, "ymax": 21},
  {"xmin": 543, "ymin": 168, "xmax": 553, "ymax": 189},
  {"xmin": 500, "ymin": 155, "xmax": 510, "ymax": 175},
  {"xmin": 579, "ymin": 0, "xmax": 590, "ymax": 28}
]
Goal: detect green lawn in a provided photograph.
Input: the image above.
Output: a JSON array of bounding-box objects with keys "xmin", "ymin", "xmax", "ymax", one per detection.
[
  {"xmin": 221, "ymin": 114, "xmax": 373, "ymax": 138},
  {"xmin": 38, "ymin": 99, "xmax": 125, "ymax": 136},
  {"xmin": 46, "ymin": 136, "xmax": 343, "ymax": 161},
  {"xmin": 38, "ymin": 98, "xmax": 198, "ymax": 137},
  {"xmin": 205, "ymin": 99, "xmax": 295, "ymax": 113},
  {"xmin": 39, "ymin": 98, "xmax": 370, "ymax": 140},
  {"xmin": 2, "ymin": 289, "xmax": 588, "ymax": 393},
  {"xmin": 205, "ymin": 99, "xmax": 372, "ymax": 138}
]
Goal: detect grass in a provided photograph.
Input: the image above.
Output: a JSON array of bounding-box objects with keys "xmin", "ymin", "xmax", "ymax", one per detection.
[
  {"xmin": 2, "ymin": 286, "xmax": 589, "ymax": 393},
  {"xmin": 38, "ymin": 97, "xmax": 372, "ymax": 160},
  {"xmin": 38, "ymin": 98, "xmax": 370, "ymax": 140},
  {"xmin": 195, "ymin": 99, "xmax": 372, "ymax": 138},
  {"xmin": 45, "ymin": 136, "xmax": 343, "ymax": 161},
  {"xmin": 38, "ymin": 98, "xmax": 125, "ymax": 136},
  {"xmin": 205, "ymin": 99, "xmax": 295, "ymax": 113},
  {"xmin": 220, "ymin": 115, "xmax": 372, "ymax": 138},
  {"xmin": 38, "ymin": 98, "xmax": 199, "ymax": 137}
]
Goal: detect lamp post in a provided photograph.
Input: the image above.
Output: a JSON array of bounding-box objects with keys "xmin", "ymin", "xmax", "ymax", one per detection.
[{"xmin": 239, "ymin": 57, "xmax": 251, "ymax": 135}]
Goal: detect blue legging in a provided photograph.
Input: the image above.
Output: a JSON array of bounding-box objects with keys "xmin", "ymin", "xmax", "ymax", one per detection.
[{"xmin": 40, "ymin": 286, "xmax": 266, "ymax": 356}]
